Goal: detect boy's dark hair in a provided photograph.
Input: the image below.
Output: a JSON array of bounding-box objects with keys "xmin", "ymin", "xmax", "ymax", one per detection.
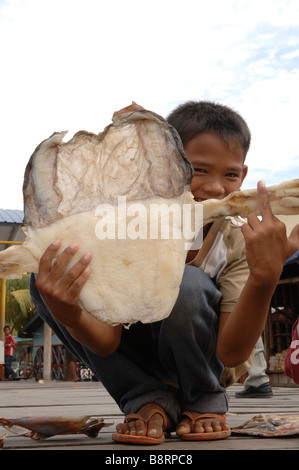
[{"xmin": 167, "ymin": 100, "xmax": 251, "ymax": 160}]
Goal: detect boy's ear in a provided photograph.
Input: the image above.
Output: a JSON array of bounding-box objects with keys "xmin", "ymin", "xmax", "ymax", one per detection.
[{"xmin": 241, "ymin": 165, "xmax": 248, "ymax": 185}]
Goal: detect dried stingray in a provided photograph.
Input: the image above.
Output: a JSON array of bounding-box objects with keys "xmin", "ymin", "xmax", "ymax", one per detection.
[
  {"xmin": 232, "ymin": 413, "xmax": 299, "ymax": 437},
  {"xmin": 0, "ymin": 102, "xmax": 194, "ymax": 325},
  {"xmin": 0, "ymin": 102, "xmax": 298, "ymax": 325},
  {"xmin": 0, "ymin": 415, "xmax": 112, "ymax": 440}
]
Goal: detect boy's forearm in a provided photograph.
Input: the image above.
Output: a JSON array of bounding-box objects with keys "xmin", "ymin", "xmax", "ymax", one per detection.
[
  {"xmin": 217, "ymin": 274, "xmax": 277, "ymax": 367},
  {"xmin": 64, "ymin": 309, "xmax": 122, "ymax": 357},
  {"xmin": 47, "ymin": 301, "xmax": 123, "ymax": 357}
]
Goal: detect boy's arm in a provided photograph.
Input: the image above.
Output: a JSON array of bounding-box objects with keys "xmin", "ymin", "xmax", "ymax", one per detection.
[
  {"xmin": 217, "ymin": 181, "xmax": 299, "ymax": 367},
  {"xmin": 35, "ymin": 240, "xmax": 122, "ymax": 357}
]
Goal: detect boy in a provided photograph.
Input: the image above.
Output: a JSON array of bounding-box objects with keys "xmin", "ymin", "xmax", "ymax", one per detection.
[
  {"xmin": 4, "ymin": 325, "xmax": 18, "ymax": 380},
  {"xmin": 29, "ymin": 101, "xmax": 299, "ymax": 443}
]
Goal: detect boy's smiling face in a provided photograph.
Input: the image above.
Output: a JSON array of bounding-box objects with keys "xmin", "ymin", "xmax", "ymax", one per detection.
[{"xmin": 184, "ymin": 132, "xmax": 248, "ymax": 201}]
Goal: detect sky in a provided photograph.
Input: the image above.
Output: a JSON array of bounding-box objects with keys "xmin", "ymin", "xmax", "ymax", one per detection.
[{"xmin": 0, "ymin": 0, "xmax": 298, "ymax": 210}]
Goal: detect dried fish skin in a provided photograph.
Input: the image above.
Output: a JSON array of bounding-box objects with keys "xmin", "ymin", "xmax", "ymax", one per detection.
[
  {"xmin": 0, "ymin": 416, "xmax": 112, "ymax": 440},
  {"xmin": 23, "ymin": 106, "xmax": 193, "ymax": 229}
]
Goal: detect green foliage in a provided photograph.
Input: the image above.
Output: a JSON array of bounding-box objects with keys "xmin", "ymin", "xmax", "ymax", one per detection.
[{"xmin": 5, "ymin": 274, "xmax": 36, "ymax": 334}]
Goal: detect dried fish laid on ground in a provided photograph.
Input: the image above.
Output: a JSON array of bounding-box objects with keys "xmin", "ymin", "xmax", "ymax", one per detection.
[
  {"xmin": 0, "ymin": 434, "xmax": 9, "ymax": 449},
  {"xmin": 0, "ymin": 102, "xmax": 298, "ymax": 325},
  {"xmin": 231, "ymin": 413, "xmax": 299, "ymax": 437},
  {"xmin": 0, "ymin": 415, "xmax": 112, "ymax": 440}
]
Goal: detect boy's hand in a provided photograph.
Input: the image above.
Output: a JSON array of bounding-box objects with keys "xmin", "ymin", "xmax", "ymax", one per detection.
[
  {"xmin": 35, "ymin": 240, "xmax": 92, "ymax": 328},
  {"xmin": 241, "ymin": 181, "xmax": 299, "ymax": 285}
]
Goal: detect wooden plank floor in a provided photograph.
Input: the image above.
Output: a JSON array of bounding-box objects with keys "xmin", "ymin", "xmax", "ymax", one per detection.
[{"xmin": 0, "ymin": 379, "xmax": 299, "ymax": 451}]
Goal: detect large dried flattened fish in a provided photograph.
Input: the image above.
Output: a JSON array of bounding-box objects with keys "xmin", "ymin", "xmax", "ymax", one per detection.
[
  {"xmin": 0, "ymin": 415, "xmax": 112, "ymax": 440},
  {"xmin": 0, "ymin": 102, "xmax": 298, "ymax": 326},
  {"xmin": 231, "ymin": 413, "xmax": 299, "ymax": 437},
  {"xmin": 0, "ymin": 103, "xmax": 193, "ymax": 326}
]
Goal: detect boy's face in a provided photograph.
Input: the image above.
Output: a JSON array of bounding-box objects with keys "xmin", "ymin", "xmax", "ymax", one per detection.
[
  {"xmin": 184, "ymin": 132, "xmax": 248, "ymax": 202},
  {"xmin": 4, "ymin": 327, "xmax": 10, "ymax": 337}
]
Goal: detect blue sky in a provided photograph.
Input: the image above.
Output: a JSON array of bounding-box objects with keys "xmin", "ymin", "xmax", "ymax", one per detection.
[{"xmin": 0, "ymin": 0, "xmax": 298, "ymax": 210}]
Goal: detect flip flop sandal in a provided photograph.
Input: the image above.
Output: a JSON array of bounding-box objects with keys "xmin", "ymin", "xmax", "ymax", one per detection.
[
  {"xmin": 180, "ymin": 412, "xmax": 231, "ymax": 440},
  {"xmin": 112, "ymin": 403, "xmax": 170, "ymax": 445}
]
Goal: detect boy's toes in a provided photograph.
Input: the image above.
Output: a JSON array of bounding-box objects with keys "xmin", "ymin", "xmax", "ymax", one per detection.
[
  {"xmin": 176, "ymin": 417, "xmax": 193, "ymax": 436},
  {"xmin": 176, "ymin": 412, "xmax": 230, "ymax": 439}
]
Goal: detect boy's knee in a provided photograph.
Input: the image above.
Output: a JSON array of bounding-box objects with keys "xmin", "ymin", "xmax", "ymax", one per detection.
[
  {"xmin": 163, "ymin": 266, "xmax": 220, "ymax": 334},
  {"xmin": 179, "ymin": 266, "xmax": 221, "ymax": 308}
]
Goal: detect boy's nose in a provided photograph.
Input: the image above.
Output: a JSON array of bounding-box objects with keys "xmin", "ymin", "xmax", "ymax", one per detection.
[{"xmin": 202, "ymin": 180, "xmax": 226, "ymax": 199}]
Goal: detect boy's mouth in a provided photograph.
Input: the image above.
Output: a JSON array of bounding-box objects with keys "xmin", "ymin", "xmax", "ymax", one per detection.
[{"xmin": 194, "ymin": 194, "xmax": 229, "ymax": 202}]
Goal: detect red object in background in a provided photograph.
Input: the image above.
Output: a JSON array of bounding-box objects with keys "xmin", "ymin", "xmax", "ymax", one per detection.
[{"xmin": 284, "ymin": 318, "xmax": 299, "ymax": 385}]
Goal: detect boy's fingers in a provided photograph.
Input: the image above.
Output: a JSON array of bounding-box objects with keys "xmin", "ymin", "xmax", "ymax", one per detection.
[
  {"xmin": 257, "ymin": 180, "xmax": 273, "ymax": 221},
  {"xmin": 50, "ymin": 242, "xmax": 80, "ymax": 278},
  {"xmin": 62, "ymin": 253, "xmax": 92, "ymax": 288},
  {"xmin": 38, "ymin": 240, "xmax": 62, "ymax": 275},
  {"xmin": 66, "ymin": 266, "xmax": 91, "ymax": 297}
]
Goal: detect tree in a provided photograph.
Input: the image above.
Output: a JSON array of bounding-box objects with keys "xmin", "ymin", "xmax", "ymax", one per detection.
[{"xmin": 5, "ymin": 274, "xmax": 36, "ymax": 334}]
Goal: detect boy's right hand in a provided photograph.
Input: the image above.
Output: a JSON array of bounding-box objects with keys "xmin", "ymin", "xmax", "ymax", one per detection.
[
  {"xmin": 35, "ymin": 240, "xmax": 92, "ymax": 328},
  {"xmin": 241, "ymin": 181, "xmax": 299, "ymax": 287}
]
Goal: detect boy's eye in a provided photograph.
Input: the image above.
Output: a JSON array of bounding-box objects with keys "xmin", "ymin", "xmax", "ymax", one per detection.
[
  {"xmin": 226, "ymin": 172, "xmax": 239, "ymax": 178},
  {"xmin": 193, "ymin": 168, "xmax": 207, "ymax": 174}
]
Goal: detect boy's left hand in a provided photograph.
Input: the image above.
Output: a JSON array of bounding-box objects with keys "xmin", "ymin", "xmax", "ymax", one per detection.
[{"xmin": 241, "ymin": 180, "xmax": 299, "ymax": 285}]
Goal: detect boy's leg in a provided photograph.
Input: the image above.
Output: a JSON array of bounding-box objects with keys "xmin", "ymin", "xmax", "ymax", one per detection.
[
  {"xmin": 155, "ymin": 266, "xmax": 229, "ymax": 437},
  {"xmin": 4, "ymin": 356, "xmax": 9, "ymax": 379},
  {"xmin": 158, "ymin": 266, "xmax": 226, "ymax": 408},
  {"xmin": 4, "ymin": 355, "xmax": 17, "ymax": 379}
]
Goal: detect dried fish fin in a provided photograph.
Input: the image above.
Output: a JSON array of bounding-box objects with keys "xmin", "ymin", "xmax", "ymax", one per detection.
[
  {"xmin": 202, "ymin": 179, "xmax": 299, "ymax": 224},
  {"xmin": 80, "ymin": 417, "xmax": 113, "ymax": 438}
]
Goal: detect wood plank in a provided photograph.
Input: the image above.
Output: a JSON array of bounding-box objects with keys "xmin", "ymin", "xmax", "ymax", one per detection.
[{"xmin": 1, "ymin": 380, "xmax": 299, "ymax": 451}]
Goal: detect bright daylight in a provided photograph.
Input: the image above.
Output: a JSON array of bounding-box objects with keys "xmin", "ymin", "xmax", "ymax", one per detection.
[{"xmin": 0, "ymin": 0, "xmax": 299, "ymax": 455}]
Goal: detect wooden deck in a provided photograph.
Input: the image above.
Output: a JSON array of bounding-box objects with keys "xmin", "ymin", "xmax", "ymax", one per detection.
[{"xmin": 0, "ymin": 379, "xmax": 299, "ymax": 452}]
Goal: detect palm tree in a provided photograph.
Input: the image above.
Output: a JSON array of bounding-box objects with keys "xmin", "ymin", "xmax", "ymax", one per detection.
[{"xmin": 5, "ymin": 274, "xmax": 36, "ymax": 334}]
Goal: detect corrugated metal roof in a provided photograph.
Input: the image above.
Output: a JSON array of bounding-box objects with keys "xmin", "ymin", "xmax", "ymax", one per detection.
[{"xmin": 0, "ymin": 209, "xmax": 24, "ymax": 224}]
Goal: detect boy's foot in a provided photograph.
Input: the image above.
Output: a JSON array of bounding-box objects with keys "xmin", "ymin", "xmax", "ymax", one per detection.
[
  {"xmin": 112, "ymin": 403, "xmax": 173, "ymax": 445},
  {"xmin": 176, "ymin": 412, "xmax": 231, "ymax": 440}
]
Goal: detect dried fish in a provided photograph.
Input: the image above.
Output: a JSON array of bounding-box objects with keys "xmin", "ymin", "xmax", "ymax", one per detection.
[
  {"xmin": 0, "ymin": 415, "xmax": 112, "ymax": 440},
  {"xmin": 0, "ymin": 434, "xmax": 8, "ymax": 449},
  {"xmin": 0, "ymin": 103, "xmax": 193, "ymax": 326},
  {"xmin": 232, "ymin": 413, "xmax": 299, "ymax": 437}
]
